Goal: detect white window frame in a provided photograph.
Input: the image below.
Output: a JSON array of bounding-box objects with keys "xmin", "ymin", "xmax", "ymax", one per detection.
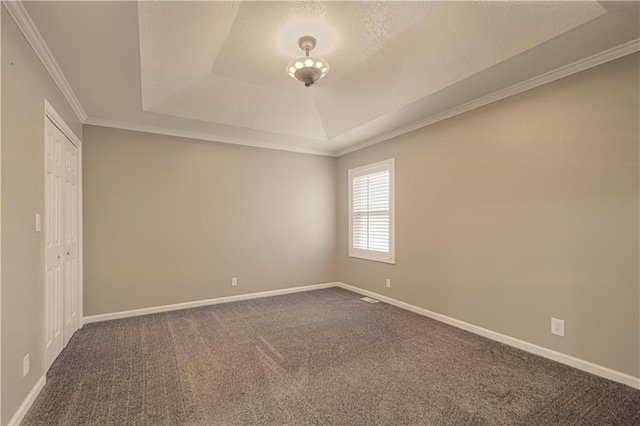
[{"xmin": 348, "ymin": 158, "xmax": 395, "ymax": 264}]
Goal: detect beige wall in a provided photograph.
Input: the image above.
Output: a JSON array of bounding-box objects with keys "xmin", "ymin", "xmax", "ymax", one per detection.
[
  {"xmin": 338, "ymin": 53, "xmax": 640, "ymax": 378},
  {"xmin": 82, "ymin": 125, "xmax": 337, "ymax": 316},
  {"xmin": 1, "ymin": 9, "xmax": 83, "ymax": 424}
]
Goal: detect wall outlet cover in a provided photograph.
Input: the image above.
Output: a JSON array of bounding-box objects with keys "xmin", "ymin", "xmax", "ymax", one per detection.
[
  {"xmin": 23, "ymin": 354, "xmax": 30, "ymax": 377},
  {"xmin": 551, "ymin": 318, "xmax": 565, "ymax": 337}
]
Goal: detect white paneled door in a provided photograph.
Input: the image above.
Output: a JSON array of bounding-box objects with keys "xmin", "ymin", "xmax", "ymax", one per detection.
[
  {"xmin": 63, "ymin": 131, "xmax": 79, "ymax": 346},
  {"xmin": 45, "ymin": 117, "xmax": 79, "ymax": 371}
]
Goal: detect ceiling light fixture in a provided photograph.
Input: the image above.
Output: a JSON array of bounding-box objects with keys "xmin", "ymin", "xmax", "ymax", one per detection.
[{"xmin": 286, "ymin": 36, "xmax": 329, "ymax": 87}]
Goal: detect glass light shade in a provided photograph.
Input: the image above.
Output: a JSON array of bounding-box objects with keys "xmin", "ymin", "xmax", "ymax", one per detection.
[{"xmin": 286, "ymin": 55, "xmax": 330, "ymax": 85}]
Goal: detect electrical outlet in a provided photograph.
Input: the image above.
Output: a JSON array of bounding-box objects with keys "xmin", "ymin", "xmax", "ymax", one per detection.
[
  {"xmin": 232, "ymin": 277, "xmax": 238, "ymax": 287},
  {"xmin": 551, "ymin": 318, "xmax": 565, "ymax": 337},
  {"xmin": 23, "ymin": 354, "xmax": 30, "ymax": 377},
  {"xmin": 35, "ymin": 214, "xmax": 41, "ymax": 232},
  {"xmin": 386, "ymin": 278, "xmax": 391, "ymax": 288}
]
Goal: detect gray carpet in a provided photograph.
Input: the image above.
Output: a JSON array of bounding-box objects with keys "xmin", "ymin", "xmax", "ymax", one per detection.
[{"xmin": 23, "ymin": 287, "xmax": 640, "ymax": 425}]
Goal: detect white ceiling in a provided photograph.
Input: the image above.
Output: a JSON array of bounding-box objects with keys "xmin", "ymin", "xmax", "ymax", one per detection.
[{"xmin": 20, "ymin": 1, "xmax": 640, "ymax": 156}]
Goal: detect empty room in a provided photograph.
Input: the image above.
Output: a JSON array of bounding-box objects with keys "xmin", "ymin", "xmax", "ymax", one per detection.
[{"xmin": 1, "ymin": 1, "xmax": 639, "ymax": 425}]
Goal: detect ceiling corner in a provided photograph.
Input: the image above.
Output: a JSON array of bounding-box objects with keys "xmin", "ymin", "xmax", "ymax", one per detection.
[{"xmin": 3, "ymin": 1, "xmax": 87, "ymax": 122}]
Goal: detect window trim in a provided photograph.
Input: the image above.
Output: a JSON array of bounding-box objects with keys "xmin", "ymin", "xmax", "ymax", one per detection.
[{"xmin": 348, "ymin": 158, "xmax": 395, "ymax": 264}]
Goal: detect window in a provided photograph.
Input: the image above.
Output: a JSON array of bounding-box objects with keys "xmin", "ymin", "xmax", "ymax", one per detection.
[{"xmin": 348, "ymin": 158, "xmax": 395, "ymax": 264}]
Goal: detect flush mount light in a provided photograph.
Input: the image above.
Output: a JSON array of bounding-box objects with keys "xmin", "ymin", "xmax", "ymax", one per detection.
[{"xmin": 286, "ymin": 36, "xmax": 329, "ymax": 87}]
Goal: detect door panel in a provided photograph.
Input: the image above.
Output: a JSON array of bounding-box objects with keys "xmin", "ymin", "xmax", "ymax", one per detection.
[
  {"xmin": 63, "ymin": 138, "xmax": 79, "ymax": 345},
  {"xmin": 45, "ymin": 119, "xmax": 64, "ymax": 370}
]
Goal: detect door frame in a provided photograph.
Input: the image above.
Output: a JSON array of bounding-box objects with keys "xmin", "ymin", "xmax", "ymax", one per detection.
[{"xmin": 43, "ymin": 101, "xmax": 83, "ymax": 348}]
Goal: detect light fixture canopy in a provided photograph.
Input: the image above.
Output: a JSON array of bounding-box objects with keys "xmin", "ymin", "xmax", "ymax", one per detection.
[{"xmin": 286, "ymin": 36, "xmax": 329, "ymax": 87}]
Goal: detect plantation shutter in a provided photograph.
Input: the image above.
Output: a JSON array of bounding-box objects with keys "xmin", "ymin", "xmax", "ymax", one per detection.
[
  {"xmin": 349, "ymin": 159, "xmax": 395, "ymax": 263},
  {"xmin": 352, "ymin": 170, "xmax": 390, "ymax": 252}
]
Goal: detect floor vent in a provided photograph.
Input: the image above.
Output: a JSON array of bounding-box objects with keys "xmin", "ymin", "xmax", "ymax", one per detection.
[{"xmin": 361, "ymin": 297, "xmax": 379, "ymax": 304}]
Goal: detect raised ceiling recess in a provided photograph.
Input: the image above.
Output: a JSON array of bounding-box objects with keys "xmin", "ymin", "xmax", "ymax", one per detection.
[{"xmin": 19, "ymin": 1, "xmax": 640, "ymax": 155}]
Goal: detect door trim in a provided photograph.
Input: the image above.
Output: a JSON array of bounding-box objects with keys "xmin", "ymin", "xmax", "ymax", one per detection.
[{"xmin": 43, "ymin": 101, "xmax": 83, "ymax": 345}]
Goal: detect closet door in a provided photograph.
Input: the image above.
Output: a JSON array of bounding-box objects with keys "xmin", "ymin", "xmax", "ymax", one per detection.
[
  {"xmin": 63, "ymin": 136, "xmax": 79, "ymax": 345},
  {"xmin": 45, "ymin": 117, "xmax": 80, "ymax": 370},
  {"xmin": 44, "ymin": 118, "xmax": 65, "ymax": 370}
]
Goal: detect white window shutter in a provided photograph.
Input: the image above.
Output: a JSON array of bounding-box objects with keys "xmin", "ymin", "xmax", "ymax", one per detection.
[{"xmin": 349, "ymin": 159, "xmax": 395, "ymax": 264}]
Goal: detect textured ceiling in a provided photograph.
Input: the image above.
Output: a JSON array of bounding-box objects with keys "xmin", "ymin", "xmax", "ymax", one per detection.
[
  {"xmin": 139, "ymin": 1, "xmax": 604, "ymax": 140},
  {"xmin": 21, "ymin": 1, "xmax": 640, "ymax": 155}
]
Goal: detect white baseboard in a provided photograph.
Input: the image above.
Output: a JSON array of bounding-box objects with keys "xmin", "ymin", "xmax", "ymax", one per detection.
[
  {"xmin": 80, "ymin": 280, "xmax": 639, "ymax": 389},
  {"xmin": 337, "ymin": 282, "xmax": 640, "ymax": 390},
  {"xmin": 83, "ymin": 282, "xmax": 339, "ymax": 324},
  {"xmin": 8, "ymin": 375, "xmax": 46, "ymax": 426}
]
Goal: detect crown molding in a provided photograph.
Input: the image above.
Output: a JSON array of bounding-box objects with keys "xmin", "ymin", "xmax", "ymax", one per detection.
[
  {"xmin": 3, "ymin": 1, "xmax": 88, "ymax": 122},
  {"xmin": 5, "ymin": 0, "xmax": 637, "ymax": 157},
  {"xmin": 84, "ymin": 118, "xmax": 335, "ymax": 157},
  {"xmin": 336, "ymin": 37, "xmax": 640, "ymax": 157}
]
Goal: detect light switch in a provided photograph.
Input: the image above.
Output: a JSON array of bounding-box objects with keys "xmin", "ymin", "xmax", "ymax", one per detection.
[{"xmin": 35, "ymin": 214, "xmax": 41, "ymax": 232}]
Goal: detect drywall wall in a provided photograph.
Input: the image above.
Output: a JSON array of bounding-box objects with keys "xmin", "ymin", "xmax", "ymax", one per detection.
[
  {"xmin": 1, "ymin": 9, "xmax": 83, "ymax": 424},
  {"xmin": 82, "ymin": 125, "xmax": 337, "ymax": 316},
  {"xmin": 337, "ymin": 53, "xmax": 640, "ymax": 378}
]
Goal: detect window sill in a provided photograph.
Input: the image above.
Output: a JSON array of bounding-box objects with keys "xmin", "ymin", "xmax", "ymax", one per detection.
[{"xmin": 349, "ymin": 253, "xmax": 395, "ymax": 265}]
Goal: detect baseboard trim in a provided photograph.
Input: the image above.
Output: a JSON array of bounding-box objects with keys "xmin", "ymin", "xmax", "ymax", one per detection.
[
  {"xmin": 336, "ymin": 282, "xmax": 640, "ymax": 390},
  {"xmin": 8, "ymin": 375, "xmax": 46, "ymax": 426},
  {"xmin": 83, "ymin": 282, "xmax": 339, "ymax": 324}
]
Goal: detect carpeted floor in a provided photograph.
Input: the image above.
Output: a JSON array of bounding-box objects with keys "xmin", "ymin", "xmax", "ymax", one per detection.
[{"xmin": 23, "ymin": 287, "xmax": 640, "ymax": 425}]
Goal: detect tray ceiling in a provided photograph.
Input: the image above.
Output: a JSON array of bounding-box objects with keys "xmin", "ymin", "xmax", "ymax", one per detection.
[{"xmin": 19, "ymin": 1, "xmax": 640, "ymax": 155}]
